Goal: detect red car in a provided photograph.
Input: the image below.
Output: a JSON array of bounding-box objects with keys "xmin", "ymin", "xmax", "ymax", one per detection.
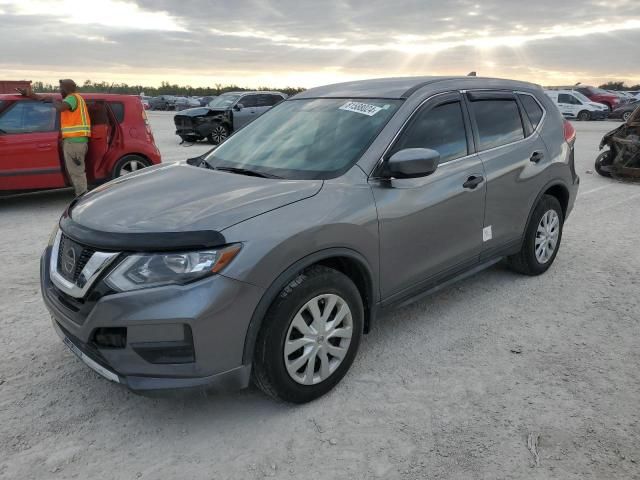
[
  {"xmin": 574, "ymin": 86, "xmax": 620, "ymax": 111},
  {"xmin": 0, "ymin": 93, "xmax": 161, "ymax": 194}
]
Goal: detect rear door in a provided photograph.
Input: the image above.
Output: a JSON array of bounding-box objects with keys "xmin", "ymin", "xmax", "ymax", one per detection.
[
  {"xmin": 0, "ymin": 99, "xmax": 64, "ymax": 191},
  {"xmin": 85, "ymin": 100, "xmax": 118, "ymax": 182},
  {"xmin": 557, "ymin": 93, "xmax": 579, "ymax": 118},
  {"xmin": 466, "ymin": 91, "xmax": 549, "ymax": 257}
]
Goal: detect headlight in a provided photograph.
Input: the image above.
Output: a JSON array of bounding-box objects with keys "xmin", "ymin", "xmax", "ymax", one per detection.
[{"xmin": 105, "ymin": 244, "xmax": 241, "ymax": 292}]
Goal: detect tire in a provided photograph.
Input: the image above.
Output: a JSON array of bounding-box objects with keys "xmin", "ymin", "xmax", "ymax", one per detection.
[
  {"xmin": 622, "ymin": 111, "xmax": 632, "ymax": 122},
  {"xmin": 595, "ymin": 150, "xmax": 613, "ymax": 178},
  {"xmin": 507, "ymin": 195, "xmax": 564, "ymax": 276},
  {"xmin": 207, "ymin": 122, "xmax": 230, "ymax": 145},
  {"xmin": 112, "ymin": 155, "xmax": 151, "ymax": 178},
  {"xmin": 252, "ymin": 265, "xmax": 364, "ymax": 403},
  {"xmin": 577, "ymin": 110, "xmax": 591, "ymax": 121}
]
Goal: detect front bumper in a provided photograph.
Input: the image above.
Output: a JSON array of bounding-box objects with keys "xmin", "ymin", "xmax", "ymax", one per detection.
[{"xmin": 41, "ymin": 247, "xmax": 264, "ymax": 393}]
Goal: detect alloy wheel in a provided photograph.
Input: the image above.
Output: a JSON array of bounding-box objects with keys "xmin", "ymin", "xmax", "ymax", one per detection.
[
  {"xmin": 284, "ymin": 294, "xmax": 353, "ymax": 385},
  {"xmin": 535, "ymin": 210, "xmax": 560, "ymax": 264},
  {"xmin": 623, "ymin": 111, "xmax": 631, "ymax": 122},
  {"xmin": 119, "ymin": 159, "xmax": 145, "ymax": 176},
  {"xmin": 211, "ymin": 125, "xmax": 228, "ymax": 144}
]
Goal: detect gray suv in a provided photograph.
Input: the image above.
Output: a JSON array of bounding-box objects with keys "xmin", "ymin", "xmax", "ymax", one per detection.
[{"xmin": 41, "ymin": 76, "xmax": 579, "ymax": 403}]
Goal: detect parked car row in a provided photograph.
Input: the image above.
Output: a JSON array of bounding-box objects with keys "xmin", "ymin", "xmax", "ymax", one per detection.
[
  {"xmin": 147, "ymin": 95, "xmax": 217, "ymax": 111},
  {"xmin": 174, "ymin": 91, "xmax": 287, "ymax": 144}
]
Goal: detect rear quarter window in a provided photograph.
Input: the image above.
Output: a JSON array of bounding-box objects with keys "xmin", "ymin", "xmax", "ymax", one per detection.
[
  {"xmin": 471, "ymin": 99, "xmax": 524, "ymax": 151},
  {"xmin": 108, "ymin": 102, "xmax": 125, "ymax": 123},
  {"xmin": 518, "ymin": 94, "xmax": 544, "ymax": 130}
]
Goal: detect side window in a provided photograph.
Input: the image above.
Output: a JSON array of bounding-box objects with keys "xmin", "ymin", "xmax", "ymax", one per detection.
[
  {"xmin": 518, "ymin": 94, "xmax": 544, "ymax": 130},
  {"xmin": 557, "ymin": 94, "xmax": 572, "ymax": 104},
  {"xmin": 471, "ymin": 99, "xmax": 524, "ymax": 151},
  {"xmin": 391, "ymin": 101, "xmax": 468, "ymax": 163},
  {"xmin": 240, "ymin": 95, "xmax": 259, "ymax": 108},
  {"xmin": 0, "ymin": 101, "xmax": 56, "ymax": 134},
  {"xmin": 268, "ymin": 95, "xmax": 284, "ymax": 106},
  {"xmin": 108, "ymin": 102, "xmax": 125, "ymax": 123}
]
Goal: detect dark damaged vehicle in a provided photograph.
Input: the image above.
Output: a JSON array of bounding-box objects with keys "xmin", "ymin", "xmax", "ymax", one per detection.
[
  {"xmin": 595, "ymin": 104, "xmax": 640, "ymax": 180},
  {"xmin": 174, "ymin": 91, "xmax": 286, "ymax": 144}
]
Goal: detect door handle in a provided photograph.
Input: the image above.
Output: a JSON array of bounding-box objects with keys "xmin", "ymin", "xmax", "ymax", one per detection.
[
  {"xmin": 37, "ymin": 144, "xmax": 52, "ymax": 149},
  {"xmin": 530, "ymin": 151, "xmax": 544, "ymax": 163},
  {"xmin": 463, "ymin": 175, "xmax": 484, "ymax": 189}
]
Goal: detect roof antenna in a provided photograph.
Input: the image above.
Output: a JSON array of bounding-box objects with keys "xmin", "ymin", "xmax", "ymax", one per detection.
[{"xmin": 467, "ymin": 71, "xmax": 477, "ymax": 77}]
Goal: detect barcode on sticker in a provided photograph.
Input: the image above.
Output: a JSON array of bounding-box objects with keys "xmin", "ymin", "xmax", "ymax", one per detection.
[{"xmin": 339, "ymin": 102, "xmax": 383, "ymax": 116}]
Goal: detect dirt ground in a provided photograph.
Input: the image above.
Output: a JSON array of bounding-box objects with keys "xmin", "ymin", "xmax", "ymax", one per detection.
[{"xmin": 1, "ymin": 115, "xmax": 639, "ymax": 480}]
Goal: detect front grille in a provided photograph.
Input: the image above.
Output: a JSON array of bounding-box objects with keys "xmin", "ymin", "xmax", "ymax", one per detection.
[
  {"xmin": 57, "ymin": 234, "xmax": 96, "ymax": 283},
  {"xmin": 174, "ymin": 116, "xmax": 192, "ymax": 128}
]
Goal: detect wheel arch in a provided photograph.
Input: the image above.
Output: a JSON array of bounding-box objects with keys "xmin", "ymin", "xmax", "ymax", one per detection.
[
  {"xmin": 112, "ymin": 153, "xmax": 152, "ymax": 178},
  {"xmin": 241, "ymin": 248, "xmax": 377, "ymax": 366}
]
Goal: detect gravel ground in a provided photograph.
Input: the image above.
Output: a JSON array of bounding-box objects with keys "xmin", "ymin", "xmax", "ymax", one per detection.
[{"xmin": 1, "ymin": 115, "xmax": 639, "ymax": 480}]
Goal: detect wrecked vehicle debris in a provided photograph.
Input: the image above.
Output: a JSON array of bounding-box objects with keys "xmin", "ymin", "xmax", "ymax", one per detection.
[{"xmin": 595, "ymin": 104, "xmax": 640, "ymax": 180}]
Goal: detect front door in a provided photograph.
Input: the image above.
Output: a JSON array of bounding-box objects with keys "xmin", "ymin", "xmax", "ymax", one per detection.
[
  {"xmin": 370, "ymin": 92, "xmax": 486, "ymax": 300},
  {"xmin": 0, "ymin": 100, "xmax": 64, "ymax": 192}
]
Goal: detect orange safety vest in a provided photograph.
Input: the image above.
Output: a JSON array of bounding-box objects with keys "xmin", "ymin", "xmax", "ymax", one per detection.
[{"xmin": 60, "ymin": 93, "xmax": 91, "ymax": 139}]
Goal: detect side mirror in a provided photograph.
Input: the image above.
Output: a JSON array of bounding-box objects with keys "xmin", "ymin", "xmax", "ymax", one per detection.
[
  {"xmin": 234, "ymin": 103, "xmax": 244, "ymax": 111},
  {"xmin": 386, "ymin": 148, "xmax": 440, "ymax": 179}
]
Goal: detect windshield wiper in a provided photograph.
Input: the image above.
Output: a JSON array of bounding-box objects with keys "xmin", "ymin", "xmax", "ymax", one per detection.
[{"xmin": 214, "ymin": 166, "xmax": 281, "ymax": 179}]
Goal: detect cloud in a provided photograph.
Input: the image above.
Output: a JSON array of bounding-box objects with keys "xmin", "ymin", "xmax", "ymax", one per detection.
[{"xmin": 0, "ymin": 0, "xmax": 638, "ymax": 87}]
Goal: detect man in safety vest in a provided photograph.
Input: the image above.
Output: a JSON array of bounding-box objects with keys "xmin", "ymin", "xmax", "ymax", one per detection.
[{"xmin": 18, "ymin": 79, "xmax": 91, "ymax": 196}]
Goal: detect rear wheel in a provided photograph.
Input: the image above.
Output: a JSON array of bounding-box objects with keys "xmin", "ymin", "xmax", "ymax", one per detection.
[
  {"xmin": 253, "ymin": 266, "xmax": 363, "ymax": 403},
  {"xmin": 508, "ymin": 195, "xmax": 564, "ymax": 276},
  {"xmin": 112, "ymin": 155, "xmax": 151, "ymax": 178},
  {"xmin": 577, "ymin": 110, "xmax": 591, "ymax": 121},
  {"xmin": 595, "ymin": 150, "xmax": 613, "ymax": 178},
  {"xmin": 207, "ymin": 123, "xmax": 230, "ymax": 145}
]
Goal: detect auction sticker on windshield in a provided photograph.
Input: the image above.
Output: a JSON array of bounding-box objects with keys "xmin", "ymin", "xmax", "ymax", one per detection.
[{"xmin": 339, "ymin": 101, "xmax": 385, "ymax": 116}]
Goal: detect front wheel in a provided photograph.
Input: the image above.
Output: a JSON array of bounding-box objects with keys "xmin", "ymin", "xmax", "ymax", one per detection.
[
  {"xmin": 252, "ymin": 266, "xmax": 364, "ymax": 403},
  {"xmin": 207, "ymin": 123, "xmax": 230, "ymax": 145},
  {"xmin": 622, "ymin": 111, "xmax": 632, "ymax": 122},
  {"xmin": 112, "ymin": 155, "xmax": 151, "ymax": 178},
  {"xmin": 508, "ymin": 195, "xmax": 564, "ymax": 276},
  {"xmin": 595, "ymin": 150, "xmax": 613, "ymax": 178},
  {"xmin": 577, "ymin": 110, "xmax": 591, "ymax": 121}
]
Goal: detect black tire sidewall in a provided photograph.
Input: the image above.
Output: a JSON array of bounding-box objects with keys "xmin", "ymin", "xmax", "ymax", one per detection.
[
  {"xmin": 595, "ymin": 151, "xmax": 613, "ymax": 177},
  {"xmin": 522, "ymin": 195, "xmax": 564, "ymax": 275},
  {"xmin": 255, "ymin": 267, "xmax": 364, "ymax": 403},
  {"xmin": 578, "ymin": 110, "xmax": 590, "ymax": 121}
]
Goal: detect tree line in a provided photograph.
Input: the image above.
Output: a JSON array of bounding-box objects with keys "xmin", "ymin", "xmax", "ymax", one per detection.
[
  {"xmin": 31, "ymin": 80, "xmax": 306, "ymax": 97},
  {"xmin": 598, "ymin": 81, "xmax": 640, "ymax": 91}
]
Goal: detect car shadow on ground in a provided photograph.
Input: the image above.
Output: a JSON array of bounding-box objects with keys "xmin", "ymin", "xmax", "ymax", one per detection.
[
  {"xmin": 0, "ymin": 188, "xmax": 74, "ymax": 211},
  {"xmin": 63, "ymin": 261, "xmax": 522, "ymax": 422}
]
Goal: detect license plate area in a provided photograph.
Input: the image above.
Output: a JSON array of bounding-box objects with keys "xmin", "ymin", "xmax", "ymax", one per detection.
[{"xmin": 63, "ymin": 335, "xmax": 120, "ymax": 384}]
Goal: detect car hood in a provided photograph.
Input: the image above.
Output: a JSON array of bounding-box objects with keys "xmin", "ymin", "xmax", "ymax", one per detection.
[
  {"xmin": 174, "ymin": 107, "xmax": 210, "ymax": 117},
  {"xmin": 69, "ymin": 162, "xmax": 323, "ymax": 234}
]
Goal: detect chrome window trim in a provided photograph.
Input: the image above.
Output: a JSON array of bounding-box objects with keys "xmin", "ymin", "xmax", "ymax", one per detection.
[{"xmin": 50, "ymin": 230, "xmax": 119, "ymax": 299}]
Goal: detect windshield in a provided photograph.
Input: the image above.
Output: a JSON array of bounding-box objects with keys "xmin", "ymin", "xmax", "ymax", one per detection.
[
  {"xmin": 204, "ymin": 98, "xmax": 402, "ymax": 179},
  {"xmin": 208, "ymin": 94, "xmax": 241, "ymax": 109},
  {"xmin": 572, "ymin": 91, "xmax": 591, "ymax": 103}
]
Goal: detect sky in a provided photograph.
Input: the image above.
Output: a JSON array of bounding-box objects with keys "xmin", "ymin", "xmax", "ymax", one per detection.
[{"xmin": 0, "ymin": 0, "xmax": 639, "ymax": 89}]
